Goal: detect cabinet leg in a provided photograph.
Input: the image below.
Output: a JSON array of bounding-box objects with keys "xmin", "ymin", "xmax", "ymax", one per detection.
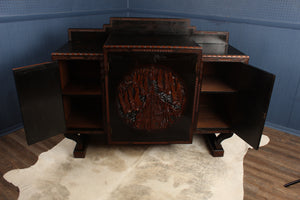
[
  {"xmin": 204, "ymin": 133, "xmax": 234, "ymax": 157},
  {"xmin": 64, "ymin": 134, "xmax": 88, "ymax": 158}
]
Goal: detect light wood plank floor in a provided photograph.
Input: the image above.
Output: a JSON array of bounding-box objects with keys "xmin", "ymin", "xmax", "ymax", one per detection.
[
  {"xmin": 244, "ymin": 127, "xmax": 300, "ymax": 200},
  {"xmin": 0, "ymin": 127, "xmax": 299, "ymax": 200}
]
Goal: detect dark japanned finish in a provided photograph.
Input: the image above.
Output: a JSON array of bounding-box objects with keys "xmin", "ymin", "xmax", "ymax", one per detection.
[
  {"xmin": 106, "ymin": 51, "xmax": 200, "ymax": 143},
  {"xmin": 64, "ymin": 133, "xmax": 88, "ymax": 158},
  {"xmin": 106, "ymin": 17, "xmax": 195, "ymax": 35},
  {"xmin": 105, "ymin": 34, "xmax": 199, "ymax": 47},
  {"xmin": 51, "ymin": 42, "xmax": 103, "ymax": 61},
  {"xmin": 12, "ymin": 17, "xmax": 275, "ymax": 158},
  {"xmin": 229, "ymin": 62, "xmax": 275, "ymax": 149},
  {"xmin": 13, "ymin": 62, "xmax": 66, "ymax": 144},
  {"xmin": 200, "ymin": 44, "xmax": 246, "ymax": 56},
  {"xmin": 53, "ymin": 42, "xmax": 103, "ymax": 54},
  {"xmin": 204, "ymin": 133, "xmax": 234, "ymax": 157},
  {"xmin": 68, "ymin": 28, "xmax": 106, "ymax": 43}
]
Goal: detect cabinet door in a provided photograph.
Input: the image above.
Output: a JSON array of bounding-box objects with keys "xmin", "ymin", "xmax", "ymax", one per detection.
[
  {"xmin": 228, "ymin": 63, "xmax": 275, "ymax": 149},
  {"xmin": 13, "ymin": 62, "xmax": 66, "ymax": 144},
  {"xmin": 106, "ymin": 52, "xmax": 199, "ymax": 143}
]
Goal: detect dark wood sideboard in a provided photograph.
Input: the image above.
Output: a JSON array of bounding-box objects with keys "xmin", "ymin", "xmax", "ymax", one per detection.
[{"xmin": 13, "ymin": 18, "xmax": 275, "ymax": 158}]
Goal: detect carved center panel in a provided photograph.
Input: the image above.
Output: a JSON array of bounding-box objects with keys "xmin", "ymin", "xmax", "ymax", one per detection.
[{"xmin": 117, "ymin": 65, "xmax": 186, "ymax": 131}]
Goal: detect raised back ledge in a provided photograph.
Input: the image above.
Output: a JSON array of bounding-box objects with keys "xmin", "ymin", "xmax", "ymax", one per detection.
[
  {"xmin": 68, "ymin": 17, "xmax": 229, "ymax": 45},
  {"xmin": 191, "ymin": 31, "xmax": 229, "ymax": 44}
]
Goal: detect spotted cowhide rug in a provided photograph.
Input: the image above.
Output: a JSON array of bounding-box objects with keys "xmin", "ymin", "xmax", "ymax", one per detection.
[{"xmin": 4, "ymin": 134, "xmax": 269, "ymax": 200}]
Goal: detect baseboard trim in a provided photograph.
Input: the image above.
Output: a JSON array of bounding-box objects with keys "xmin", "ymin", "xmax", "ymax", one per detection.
[
  {"xmin": 0, "ymin": 8, "xmax": 127, "ymax": 23},
  {"xmin": 0, "ymin": 123, "xmax": 23, "ymax": 137},
  {"xmin": 265, "ymin": 122, "xmax": 300, "ymax": 137},
  {"xmin": 128, "ymin": 8, "xmax": 300, "ymax": 30}
]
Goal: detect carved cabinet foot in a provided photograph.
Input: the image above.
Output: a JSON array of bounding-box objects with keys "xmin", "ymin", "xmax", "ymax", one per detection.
[
  {"xmin": 204, "ymin": 133, "xmax": 234, "ymax": 157},
  {"xmin": 64, "ymin": 134, "xmax": 88, "ymax": 158}
]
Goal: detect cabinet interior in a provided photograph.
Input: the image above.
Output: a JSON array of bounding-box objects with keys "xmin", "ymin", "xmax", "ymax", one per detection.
[
  {"xmin": 59, "ymin": 60, "xmax": 103, "ymax": 132},
  {"xmin": 197, "ymin": 62, "xmax": 239, "ymax": 130},
  {"xmin": 201, "ymin": 62, "xmax": 238, "ymax": 93},
  {"xmin": 63, "ymin": 96, "xmax": 103, "ymax": 130},
  {"xmin": 59, "ymin": 60, "xmax": 102, "ymax": 95},
  {"xmin": 197, "ymin": 93, "xmax": 237, "ymax": 129}
]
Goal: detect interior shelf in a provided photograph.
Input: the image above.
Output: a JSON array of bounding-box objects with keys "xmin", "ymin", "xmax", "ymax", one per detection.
[
  {"xmin": 66, "ymin": 110, "xmax": 103, "ymax": 129},
  {"xmin": 201, "ymin": 76, "xmax": 237, "ymax": 93},
  {"xmin": 197, "ymin": 105, "xmax": 231, "ymax": 129},
  {"xmin": 63, "ymin": 96, "xmax": 103, "ymax": 129}
]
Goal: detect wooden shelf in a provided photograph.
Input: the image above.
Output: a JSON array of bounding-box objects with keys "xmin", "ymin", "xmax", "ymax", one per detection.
[
  {"xmin": 66, "ymin": 110, "xmax": 103, "ymax": 129},
  {"xmin": 201, "ymin": 76, "xmax": 237, "ymax": 93},
  {"xmin": 197, "ymin": 105, "xmax": 231, "ymax": 129},
  {"xmin": 64, "ymin": 96, "xmax": 103, "ymax": 129},
  {"xmin": 62, "ymin": 82, "xmax": 101, "ymax": 95}
]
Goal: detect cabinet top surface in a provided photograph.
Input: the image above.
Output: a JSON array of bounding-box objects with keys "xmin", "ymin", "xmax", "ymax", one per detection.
[
  {"xmin": 52, "ymin": 18, "xmax": 248, "ymax": 61},
  {"xmin": 53, "ymin": 42, "xmax": 103, "ymax": 54},
  {"xmin": 52, "ymin": 41, "xmax": 247, "ymax": 57},
  {"xmin": 104, "ymin": 34, "xmax": 200, "ymax": 48}
]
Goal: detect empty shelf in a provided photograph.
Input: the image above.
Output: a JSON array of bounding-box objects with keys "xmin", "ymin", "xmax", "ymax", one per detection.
[
  {"xmin": 197, "ymin": 105, "xmax": 231, "ymax": 129},
  {"xmin": 201, "ymin": 76, "xmax": 237, "ymax": 93}
]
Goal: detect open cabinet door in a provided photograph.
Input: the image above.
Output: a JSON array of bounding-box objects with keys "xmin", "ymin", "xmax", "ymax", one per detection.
[
  {"xmin": 228, "ymin": 62, "xmax": 275, "ymax": 149},
  {"xmin": 13, "ymin": 62, "xmax": 66, "ymax": 144}
]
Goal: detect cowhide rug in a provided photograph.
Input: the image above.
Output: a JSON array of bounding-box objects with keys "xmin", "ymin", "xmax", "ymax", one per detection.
[{"xmin": 4, "ymin": 134, "xmax": 269, "ymax": 200}]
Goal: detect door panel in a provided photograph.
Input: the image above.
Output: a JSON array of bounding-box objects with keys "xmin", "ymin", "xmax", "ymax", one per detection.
[
  {"xmin": 225, "ymin": 62, "xmax": 275, "ymax": 149},
  {"xmin": 106, "ymin": 52, "xmax": 199, "ymax": 143},
  {"xmin": 13, "ymin": 62, "xmax": 65, "ymax": 144}
]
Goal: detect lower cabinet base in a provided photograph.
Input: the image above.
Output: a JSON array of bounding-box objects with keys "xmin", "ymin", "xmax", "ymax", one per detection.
[
  {"xmin": 204, "ymin": 133, "xmax": 234, "ymax": 157},
  {"xmin": 65, "ymin": 133, "xmax": 234, "ymax": 158},
  {"xmin": 65, "ymin": 134, "xmax": 88, "ymax": 158},
  {"xmin": 73, "ymin": 144, "xmax": 87, "ymax": 158}
]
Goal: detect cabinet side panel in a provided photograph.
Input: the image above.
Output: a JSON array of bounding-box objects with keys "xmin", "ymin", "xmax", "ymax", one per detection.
[{"xmin": 13, "ymin": 62, "xmax": 65, "ymax": 144}]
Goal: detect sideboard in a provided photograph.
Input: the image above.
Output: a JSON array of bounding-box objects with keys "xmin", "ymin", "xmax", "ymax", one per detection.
[{"xmin": 13, "ymin": 17, "xmax": 275, "ymax": 158}]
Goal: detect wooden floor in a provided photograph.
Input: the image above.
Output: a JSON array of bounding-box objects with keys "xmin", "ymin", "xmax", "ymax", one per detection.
[
  {"xmin": 244, "ymin": 127, "xmax": 300, "ymax": 200},
  {"xmin": 0, "ymin": 127, "xmax": 299, "ymax": 200}
]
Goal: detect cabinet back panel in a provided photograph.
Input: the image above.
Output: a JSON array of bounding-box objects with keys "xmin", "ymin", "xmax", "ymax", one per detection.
[
  {"xmin": 59, "ymin": 60, "xmax": 102, "ymax": 95},
  {"xmin": 197, "ymin": 94, "xmax": 235, "ymax": 129},
  {"xmin": 64, "ymin": 96, "xmax": 103, "ymax": 129}
]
